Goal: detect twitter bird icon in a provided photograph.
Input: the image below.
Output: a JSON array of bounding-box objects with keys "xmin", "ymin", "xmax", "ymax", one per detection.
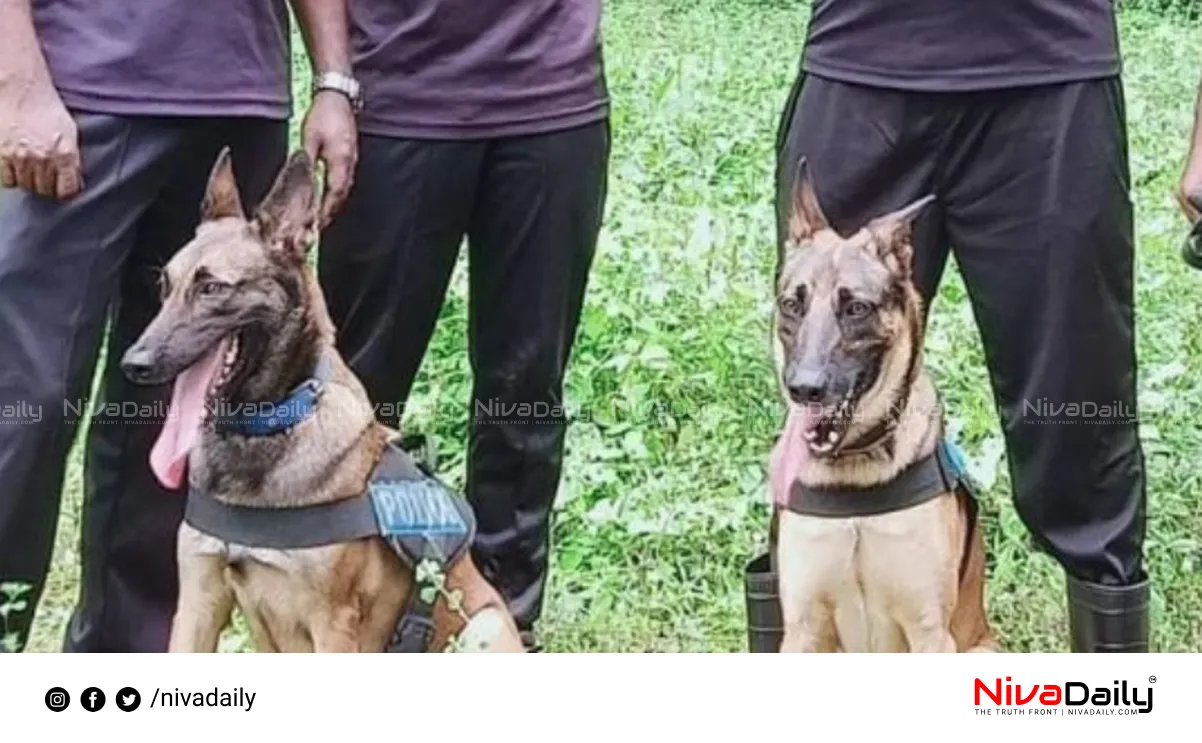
[{"xmin": 116, "ymin": 687, "xmax": 141, "ymax": 712}]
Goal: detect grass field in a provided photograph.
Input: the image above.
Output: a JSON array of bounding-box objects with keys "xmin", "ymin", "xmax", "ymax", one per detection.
[{"xmin": 22, "ymin": 0, "xmax": 1202, "ymax": 652}]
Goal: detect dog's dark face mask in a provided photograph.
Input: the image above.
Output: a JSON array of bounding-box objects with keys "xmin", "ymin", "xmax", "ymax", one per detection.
[
  {"xmin": 775, "ymin": 159, "xmax": 932, "ymax": 457},
  {"xmin": 120, "ymin": 149, "xmax": 320, "ymax": 489}
]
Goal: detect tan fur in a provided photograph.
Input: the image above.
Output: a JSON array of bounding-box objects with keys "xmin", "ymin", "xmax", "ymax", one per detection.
[
  {"xmin": 772, "ymin": 161, "xmax": 997, "ymax": 653},
  {"xmin": 141, "ymin": 151, "xmax": 524, "ymax": 653},
  {"xmin": 170, "ymin": 522, "xmax": 524, "ymax": 653}
]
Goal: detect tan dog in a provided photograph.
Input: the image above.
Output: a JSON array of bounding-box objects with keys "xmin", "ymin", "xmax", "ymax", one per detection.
[
  {"xmin": 770, "ymin": 160, "xmax": 997, "ymax": 653},
  {"xmin": 121, "ymin": 150, "xmax": 524, "ymax": 653}
]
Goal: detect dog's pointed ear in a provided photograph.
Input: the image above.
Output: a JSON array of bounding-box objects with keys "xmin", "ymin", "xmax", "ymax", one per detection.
[
  {"xmin": 867, "ymin": 194, "xmax": 935, "ymax": 273},
  {"xmin": 254, "ymin": 151, "xmax": 318, "ymax": 260},
  {"xmin": 787, "ymin": 157, "xmax": 830, "ymax": 244},
  {"xmin": 201, "ymin": 148, "xmax": 245, "ymax": 222}
]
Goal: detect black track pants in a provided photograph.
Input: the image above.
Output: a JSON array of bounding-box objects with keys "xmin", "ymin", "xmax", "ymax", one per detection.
[
  {"xmin": 318, "ymin": 121, "xmax": 611, "ymax": 632},
  {"xmin": 775, "ymin": 74, "xmax": 1145, "ymax": 586},
  {"xmin": 0, "ymin": 113, "xmax": 286, "ymax": 651}
]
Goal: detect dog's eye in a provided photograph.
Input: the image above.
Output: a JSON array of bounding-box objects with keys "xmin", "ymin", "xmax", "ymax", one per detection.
[
  {"xmin": 779, "ymin": 296, "xmax": 803, "ymax": 317},
  {"xmin": 197, "ymin": 280, "xmax": 229, "ymax": 297},
  {"xmin": 845, "ymin": 299, "xmax": 873, "ymax": 319}
]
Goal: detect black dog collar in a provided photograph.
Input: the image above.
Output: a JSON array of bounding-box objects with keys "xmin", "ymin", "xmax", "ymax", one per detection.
[{"xmin": 786, "ymin": 438, "xmax": 964, "ymax": 518}]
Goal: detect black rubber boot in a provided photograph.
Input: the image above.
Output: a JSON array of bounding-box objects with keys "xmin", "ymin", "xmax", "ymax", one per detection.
[
  {"xmin": 744, "ymin": 553, "xmax": 784, "ymax": 652},
  {"xmin": 519, "ymin": 629, "xmax": 544, "ymax": 653},
  {"xmin": 1182, "ymin": 198, "xmax": 1202, "ymax": 269},
  {"xmin": 1182, "ymin": 217, "xmax": 1202, "ymax": 270},
  {"xmin": 1067, "ymin": 574, "xmax": 1150, "ymax": 652}
]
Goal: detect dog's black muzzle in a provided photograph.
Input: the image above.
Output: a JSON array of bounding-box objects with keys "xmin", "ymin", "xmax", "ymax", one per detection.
[
  {"xmin": 120, "ymin": 338, "xmax": 204, "ymax": 387},
  {"xmin": 120, "ymin": 344, "xmax": 165, "ymax": 385}
]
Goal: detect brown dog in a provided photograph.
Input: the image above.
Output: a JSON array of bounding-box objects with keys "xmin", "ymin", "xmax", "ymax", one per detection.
[
  {"xmin": 121, "ymin": 150, "xmax": 524, "ymax": 653},
  {"xmin": 770, "ymin": 160, "xmax": 997, "ymax": 653}
]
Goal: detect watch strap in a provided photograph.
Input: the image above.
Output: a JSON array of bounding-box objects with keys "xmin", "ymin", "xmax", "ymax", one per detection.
[{"xmin": 312, "ymin": 71, "xmax": 362, "ymax": 114}]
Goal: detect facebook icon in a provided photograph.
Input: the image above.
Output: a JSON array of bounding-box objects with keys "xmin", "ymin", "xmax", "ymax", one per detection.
[{"xmin": 81, "ymin": 687, "xmax": 105, "ymax": 712}]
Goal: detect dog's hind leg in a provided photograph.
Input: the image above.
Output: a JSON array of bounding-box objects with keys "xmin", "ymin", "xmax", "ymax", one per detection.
[
  {"xmin": 950, "ymin": 491, "xmax": 999, "ymax": 653},
  {"xmin": 434, "ymin": 559, "xmax": 525, "ymax": 652},
  {"xmin": 456, "ymin": 606, "xmax": 526, "ymax": 652},
  {"xmin": 310, "ymin": 606, "xmax": 362, "ymax": 653},
  {"xmin": 311, "ymin": 629, "xmax": 358, "ymax": 652}
]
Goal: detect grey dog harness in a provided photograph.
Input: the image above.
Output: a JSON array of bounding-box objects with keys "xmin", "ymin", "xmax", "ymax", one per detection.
[
  {"xmin": 184, "ymin": 439, "xmax": 476, "ymax": 653},
  {"xmin": 786, "ymin": 438, "xmax": 969, "ymax": 519},
  {"xmin": 785, "ymin": 438, "xmax": 981, "ymax": 584}
]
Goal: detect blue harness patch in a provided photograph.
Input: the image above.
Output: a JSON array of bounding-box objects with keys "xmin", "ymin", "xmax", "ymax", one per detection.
[
  {"xmin": 366, "ymin": 444, "xmax": 476, "ymax": 570},
  {"xmin": 939, "ymin": 437, "xmax": 978, "ymax": 493},
  {"xmin": 370, "ymin": 480, "xmax": 470, "ymax": 538},
  {"xmin": 368, "ymin": 443, "xmax": 476, "ymax": 651}
]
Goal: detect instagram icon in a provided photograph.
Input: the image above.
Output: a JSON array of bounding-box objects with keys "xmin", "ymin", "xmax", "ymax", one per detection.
[{"xmin": 44, "ymin": 687, "xmax": 70, "ymax": 712}]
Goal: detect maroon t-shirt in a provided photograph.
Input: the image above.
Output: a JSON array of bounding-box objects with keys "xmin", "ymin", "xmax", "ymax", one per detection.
[
  {"xmin": 803, "ymin": 0, "xmax": 1121, "ymax": 91},
  {"xmin": 349, "ymin": 0, "xmax": 609, "ymax": 139},
  {"xmin": 32, "ymin": 0, "xmax": 291, "ymax": 119}
]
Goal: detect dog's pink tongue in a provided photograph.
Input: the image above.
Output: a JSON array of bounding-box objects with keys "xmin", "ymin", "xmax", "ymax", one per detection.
[
  {"xmin": 769, "ymin": 405, "xmax": 817, "ymax": 506},
  {"xmin": 150, "ymin": 340, "xmax": 227, "ymax": 491}
]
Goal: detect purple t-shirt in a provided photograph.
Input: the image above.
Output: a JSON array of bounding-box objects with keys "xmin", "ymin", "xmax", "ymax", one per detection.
[
  {"xmin": 32, "ymin": 0, "xmax": 291, "ymax": 119},
  {"xmin": 803, "ymin": 0, "xmax": 1121, "ymax": 91},
  {"xmin": 349, "ymin": 0, "xmax": 608, "ymax": 139}
]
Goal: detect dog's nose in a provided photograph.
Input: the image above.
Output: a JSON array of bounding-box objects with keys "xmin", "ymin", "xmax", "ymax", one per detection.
[
  {"xmin": 787, "ymin": 368, "xmax": 827, "ymax": 404},
  {"xmin": 121, "ymin": 346, "xmax": 158, "ymax": 384}
]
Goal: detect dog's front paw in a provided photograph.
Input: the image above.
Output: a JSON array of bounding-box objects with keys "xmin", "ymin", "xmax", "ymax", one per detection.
[{"xmin": 452, "ymin": 607, "xmax": 523, "ymax": 653}]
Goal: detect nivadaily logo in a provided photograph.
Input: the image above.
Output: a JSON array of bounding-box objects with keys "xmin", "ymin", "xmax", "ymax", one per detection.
[{"xmin": 974, "ymin": 677, "xmax": 1154, "ymax": 716}]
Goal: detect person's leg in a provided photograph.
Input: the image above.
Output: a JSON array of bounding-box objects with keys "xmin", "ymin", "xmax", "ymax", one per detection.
[
  {"xmin": 63, "ymin": 118, "xmax": 287, "ymax": 652},
  {"xmin": 0, "ymin": 114, "xmax": 179, "ymax": 651},
  {"xmin": 318, "ymin": 136, "xmax": 484, "ymax": 431},
  {"xmin": 942, "ymin": 78, "xmax": 1147, "ymax": 651},
  {"xmin": 463, "ymin": 121, "xmax": 610, "ymax": 643},
  {"xmin": 775, "ymin": 74, "xmax": 950, "ymax": 307}
]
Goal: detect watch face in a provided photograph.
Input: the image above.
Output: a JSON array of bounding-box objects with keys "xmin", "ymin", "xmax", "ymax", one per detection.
[{"xmin": 314, "ymin": 75, "xmax": 362, "ymax": 111}]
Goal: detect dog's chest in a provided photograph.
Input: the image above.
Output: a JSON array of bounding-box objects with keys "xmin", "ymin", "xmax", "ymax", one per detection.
[{"xmin": 777, "ymin": 497, "xmax": 956, "ymax": 652}]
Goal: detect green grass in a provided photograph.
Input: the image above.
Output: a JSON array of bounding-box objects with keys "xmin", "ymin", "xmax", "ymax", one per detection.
[{"xmin": 24, "ymin": 0, "xmax": 1202, "ymax": 652}]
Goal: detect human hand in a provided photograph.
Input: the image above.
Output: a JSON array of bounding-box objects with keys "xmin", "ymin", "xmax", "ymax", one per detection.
[
  {"xmin": 0, "ymin": 80, "xmax": 82, "ymax": 199},
  {"xmin": 301, "ymin": 90, "xmax": 357, "ymax": 226}
]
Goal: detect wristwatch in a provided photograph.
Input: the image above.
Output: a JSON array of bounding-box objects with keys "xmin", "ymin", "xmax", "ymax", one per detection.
[{"xmin": 312, "ymin": 71, "xmax": 363, "ymax": 115}]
